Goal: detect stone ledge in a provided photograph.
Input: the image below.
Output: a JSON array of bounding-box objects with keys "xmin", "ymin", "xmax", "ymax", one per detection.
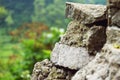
[
  {"xmin": 66, "ymin": 2, "xmax": 107, "ymax": 24},
  {"xmin": 51, "ymin": 43, "xmax": 93, "ymax": 70}
]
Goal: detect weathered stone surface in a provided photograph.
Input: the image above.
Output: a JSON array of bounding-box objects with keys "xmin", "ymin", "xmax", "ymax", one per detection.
[
  {"xmin": 109, "ymin": 0, "xmax": 120, "ymax": 8},
  {"xmin": 72, "ymin": 25, "xmax": 120, "ymax": 80},
  {"xmin": 66, "ymin": 2, "xmax": 107, "ymax": 24},
  {"xmin": 106, "ymin": 26, "xmax": 120, "ymax": 44},
  {"xmin": 112, "ymin": 10, "xmax": 120, "ymax": 27},
  {"xmin": 31, "ymin": 59, "xmax": 75, "ymax": 80},
  {"xmin": 60, "ymin": 21, "xmax": 107, "ymax": 54},
  {"xmin": 103, "ymin": 44, "xmax": 120, "ymax": 64},
  {"xmin": 60, "ymin": 21, "xmax": 89, "ymax": 47},
  {"xmin": 108, "ymin": 0, "xmax": 120, "ymax": 27},
  {"xmin": 86, "ymin": 26, "xmax": 107, "ymax": 54},
  {"xmin": 46, "ymin": 66, "xmax": 75, "ymax": 80},
  {"xmin": 31, "ymin": 59, "xmax": 53, "ymax": 80},
  {"xmin": 31, "ymin": 1, "xmax": 120, "ymax": 80},
  {"xmin": 72, "ymin": 44, "xmax": 120, "ymax": 80},
  {"xmin": 72, "ymin": 54, "xmax": 109, "ymax": 80},
  {"xmin": 51, "ymin": 43, "xmax": 93, "ymax": 70}
]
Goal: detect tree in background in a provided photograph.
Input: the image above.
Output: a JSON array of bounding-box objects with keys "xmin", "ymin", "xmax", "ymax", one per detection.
[
  {"xmin": 0, "ymin": 6, "xmax": 8, "ymax": 25},
  {"xmin": 0, "ymin": 0, "xmax": 106, "ymax": 28},
  {"xmin": 0, "ymin": 0, "xmax": 34, "ymax": 28},
  {"xmin": 32, "ymin": 0, "xmax": 85, "ymax": 28}
]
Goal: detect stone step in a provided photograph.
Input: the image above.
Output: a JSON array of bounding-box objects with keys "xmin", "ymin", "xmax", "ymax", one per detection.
[
  {"xmin": 66, "ymin": 2, "xmax": 107, "ymax": 24},
  {"xmin": 51, "ymin": 43, "xmax": 93, "ymax": 70}
]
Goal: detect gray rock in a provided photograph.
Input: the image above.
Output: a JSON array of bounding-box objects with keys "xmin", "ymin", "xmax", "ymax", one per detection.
[
  {"xmin": 31, "ymin": 59, "xmax": 75, "ymax": 80},
  {"xmin": 60, "ymin": 21, "xmax": 89, "ymax": 47},
  {"xmin": 72, "ymin": 44, "xmax": 120, "ymax": 80},
  {"xmin": 109, "ymin": 0, "xmax": 120, "ymax": 8},
  {"xmin": 72, "ymin": 53, "xmax": 109, "ymax": 80},
  {"xmin": 112, "ymin": 10, "xmax": 120, "ymax": 27},
  {"xmin": 108, "ymin": 0, "xmax": 120, "ymax": 27},
  {"xmin": 46, "ymin": 66, "xmax": 75, "ymax": 80},
  {"xmin": 60, "ymin": 21, "xmax": 107, "ymax": 54},
  {"xmin": 51, "ymin": 43, "xmax": 93, "ymax": 70},
  {"xmin": 66, "ymin": 2, "xmax": 107, "ymax": 24},
  {"xmin": 72, "ymin": 25, "xmax": 120, "ymax": 80},
  {"xmin": 31, "ymin": 2, "xmax": 120, "ymax": 80},
  {"xmin": 106, "ymin": 26, "xmax": 120, "ymax": 44},
  {"xmin": 31, "ymin": 59, "xmax": 53, "ymax": 80},
  {"xmin": 102, "ymin": 44, "xmax": 120, "ymax": 65}
]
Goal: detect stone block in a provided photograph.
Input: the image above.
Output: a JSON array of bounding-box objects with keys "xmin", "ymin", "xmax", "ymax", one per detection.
[
  {"xmin": 60, "ymin": 21, "xmax": 107, "ymax": 54},
  {"xmin": 51, "ymin": 43, "xmax": 93, "ymax": 70},
  {"xmin": 66, "ymin": 2, "xmax": 107, "ymax": 24}
]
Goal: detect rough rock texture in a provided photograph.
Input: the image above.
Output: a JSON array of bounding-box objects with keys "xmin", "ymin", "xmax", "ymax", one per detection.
[
  {"xmin": 71, "ymin": 11, "xmax": 120, "ymax": 79},
  {"xmin": 72, "ymin": 44, "xmax": 120, "ymax": 80},
  {"xmin": 60, "ymin": 21, "xmax": 89, "ymax": 47},
  {"xmin": 106, "ymin": 26, "xmax": 120, "ymax": 44},
  {"xmin": 111, "ymin": 9, "xmax": 120, "ymax": 27},
  {"xmin": 60, "ymin": 21, "xmax": 107, "ymax": 54},
  {"xmin": 51, "ymin": 43, "xmax": 93, "ymax": 70},
  {"xmin": 109, "ymin": 0, "xmax": 120, "ymax": 8},
  {"xmin": 108, "ymin": 0, "xmax": 120, "ymax": 27},
  {"xmin": 31, "ymin": 59, "xmax": 76, "ymax": 80},
  {"xmin": 31, "ymin": 1, "xmax": 120, "ymax": 80},
  {"xmin": 51, "ymin": 22, "xmax": 107, "ymax": 69},
  {"xmin": 31, "ymin": 59, "xmax": 52, "ymax": 80},
  {"xmin": 66, "ymin": 2, "xmax": 107, "ymax": 24}
]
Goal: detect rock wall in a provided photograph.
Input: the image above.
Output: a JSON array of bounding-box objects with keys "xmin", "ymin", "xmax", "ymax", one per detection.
[{"xmin": 31, "ymin": 0, "xmax": 120, "ymax": 80}]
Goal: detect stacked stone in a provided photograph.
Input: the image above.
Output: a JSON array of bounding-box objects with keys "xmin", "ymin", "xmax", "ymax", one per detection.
[
  {"xmin": 72, "ymin": 0, "xmax": 120, "ymax": 80},
  {"xmin": 31, "ymin": 1, "xmax": 120, "ymax": 80},
  {"xmin": 51, "ymin": 2, "xmax": 107, "ymax": 70}
]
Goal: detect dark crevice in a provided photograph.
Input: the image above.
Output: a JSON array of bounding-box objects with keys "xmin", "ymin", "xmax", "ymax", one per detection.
[
  {"xmin": 54, "ymin": 64, "xmax": 78, "ymax": 73},
  {"xmin": 85, "ymin": 19, "xmax": 108, "ymax": 27}
]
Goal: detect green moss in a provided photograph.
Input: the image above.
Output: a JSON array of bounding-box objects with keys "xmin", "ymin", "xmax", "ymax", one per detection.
[{"xmin": 113, "ymin": 43, "xmax": 120, "ymax": 49}]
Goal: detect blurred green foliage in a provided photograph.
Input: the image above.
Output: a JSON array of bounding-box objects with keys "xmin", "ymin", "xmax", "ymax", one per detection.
[
  {"xmin": 21, "ymin": 26, "xmax": 64, "ymax": 71},
  {"xmin": 32, "ymin": 0, "xmax": 85, "ymax": 28},
  {"xmin": 0, "ymin": 6, "xmax": 8, "ymax": 24},
  {"xmin": 0, "ymin": 25, "xmax": 64, "ymax": 80},
  {"xmin": 0, "ymin": 6, "xmax": 8, "ymax": 19},
  {"xmin": 0, "ymin": 0, "xmax": 106, "ymax": 80},
  {"xmin": 5, "ymin": 14, "xmax": 14, "ymax": 26}
]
